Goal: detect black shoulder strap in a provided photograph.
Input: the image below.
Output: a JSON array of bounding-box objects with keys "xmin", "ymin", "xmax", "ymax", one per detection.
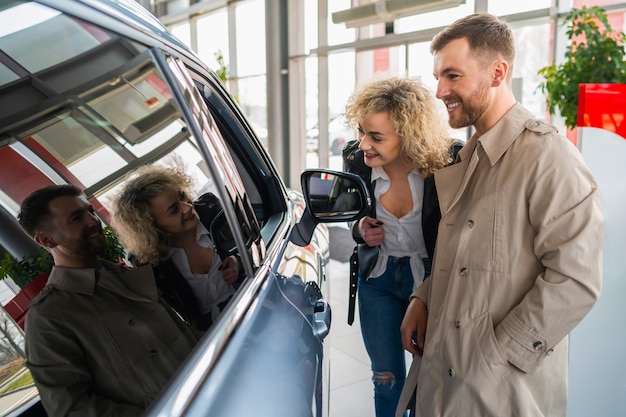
[
  {"xmin": 342, "ymin": 140, "xmax": 375, "ymax": 218},
  {"xmin": 344, "ymin": 141, "xmax": 376, "ymax": 326},
  {"xmin": 348, "ymin": 247, "xmax": 358, "ymax": 325}
]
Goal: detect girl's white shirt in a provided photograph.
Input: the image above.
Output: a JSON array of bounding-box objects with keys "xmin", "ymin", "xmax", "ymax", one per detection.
[
  {"xmin": 367, "ymin": 165, "xmax": 427, "ymax": 288},
  {"xmin": 169, "ymin": 222, "xmax": 234, "ymax": 319}
]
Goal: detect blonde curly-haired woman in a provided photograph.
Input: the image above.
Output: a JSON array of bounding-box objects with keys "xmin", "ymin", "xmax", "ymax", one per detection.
[
  {"xmin": 343, "ymin": 76, "xmax": 462, "ymax": 417},
  {"xmin": 112, "ymin": 164, "xmax": 240, "ymax": 330}
]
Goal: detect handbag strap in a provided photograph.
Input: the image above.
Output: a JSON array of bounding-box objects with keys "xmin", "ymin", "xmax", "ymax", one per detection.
[
  {"xmin": 348, "ymin": 246, "xmax": 359, "ymax": 325},
  {"xmin": 344, "ymin": 140, "xmax": 375, "ymax": 326}
]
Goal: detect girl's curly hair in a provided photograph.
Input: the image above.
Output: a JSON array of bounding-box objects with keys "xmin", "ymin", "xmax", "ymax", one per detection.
[
  {"xmin": 344, "ymin": 76, "xmax": 454, "ymax": 177},
  {"xmin": 112, "ymin": 164, "xmax": 194, "ymax": 265}
]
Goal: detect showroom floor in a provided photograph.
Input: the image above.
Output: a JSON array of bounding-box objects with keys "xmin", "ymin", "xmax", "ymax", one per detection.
[
  {"xmin": 327, "ymin": 254, "xmax": 376, "ymax": 417},
  {"xmin": 326, "ymin": 224, "xmax": 412, "ymax": 417}
]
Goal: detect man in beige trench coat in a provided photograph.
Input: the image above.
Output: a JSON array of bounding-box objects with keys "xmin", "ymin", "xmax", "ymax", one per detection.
[{"xmin": 397, "ymin": 13, "xmax": 604, "ymax": 417}]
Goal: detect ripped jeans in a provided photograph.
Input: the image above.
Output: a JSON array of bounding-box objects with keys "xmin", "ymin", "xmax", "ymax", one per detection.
[{"xmin": 358, "ymin": 256, "xmax": 430, "ymax": 417}]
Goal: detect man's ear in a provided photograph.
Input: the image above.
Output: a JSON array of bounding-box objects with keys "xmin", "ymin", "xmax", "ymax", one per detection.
[
  {"xmin": 492, "ymin": 60, "xmax": 508, "ymax": 87},
  {"xmin": 35, "ymin": 232, "xmax": 58, "ymax": 249}
]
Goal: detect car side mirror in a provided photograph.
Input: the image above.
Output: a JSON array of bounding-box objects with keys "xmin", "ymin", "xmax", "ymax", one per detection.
[{"xmin": 290, "ymin": 169, "xmax": 371, "ymax": 246}]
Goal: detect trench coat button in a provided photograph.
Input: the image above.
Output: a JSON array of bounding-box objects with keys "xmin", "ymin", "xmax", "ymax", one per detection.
[
  {"xmin": 128, "ymin": 319, "xmax": 135, "ymax": 327},
  {"xmin": 149, "ymin": 349, "xmax": 158, "ymax": 357},
  {"xmin": 454, "ymin": 320, "xmax": 461, "ymax": 329},
  {"xmin": 467, "ymin": 219, "xmax": 474, "ymax": 228},
  {"xmin": 533, "ymin": 341, "xmax": 544, "ymax": 351},
  {"xmin": 460, "ymin": 267, "xmax": 468, "ymax": 277},
  {"xmin": 448, "ymin": 368, "xmax": 456, "ymax": 377}
]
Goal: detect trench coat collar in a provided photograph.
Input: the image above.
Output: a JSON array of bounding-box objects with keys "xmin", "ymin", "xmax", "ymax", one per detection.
[
  {"xmin": 436, "ymin": 103, "xmax": 533, "ymax": 214},
  {"xmin": 47, "ymin": 259, "xmax": 159, "ymax": 302},
  {"xmin": 464, "ymin": 102, "xmax": 531, "ymax": 167}
]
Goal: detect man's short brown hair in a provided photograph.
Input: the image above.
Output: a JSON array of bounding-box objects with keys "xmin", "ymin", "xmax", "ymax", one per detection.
[
  {"xmin": 18, "ymin": 185, "xmax": 82, "ymax": 237},
  {"xmin": 431, "ymin": 13, "xmax": 515, "ymax": 78}
]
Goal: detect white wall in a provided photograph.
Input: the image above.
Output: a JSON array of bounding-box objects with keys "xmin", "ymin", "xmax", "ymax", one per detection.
[{"xmin": 569, "ymin": 127, "xmax": 626, "ymax": 417}]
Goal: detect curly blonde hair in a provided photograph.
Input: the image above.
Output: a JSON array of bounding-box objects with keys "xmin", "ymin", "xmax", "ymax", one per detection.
[
  {"xmin": 112, "ymin": 164, "xmax": 194, "ymax": 265},
  {"xmin": 344, "ymin": 76, "xmax": 454, "ymax": 177}
]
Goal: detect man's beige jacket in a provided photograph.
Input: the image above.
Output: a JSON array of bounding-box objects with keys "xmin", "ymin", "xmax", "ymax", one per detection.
[{"xmin": 398, "ymin": 104, "xmax": 604, "ymax": 417}]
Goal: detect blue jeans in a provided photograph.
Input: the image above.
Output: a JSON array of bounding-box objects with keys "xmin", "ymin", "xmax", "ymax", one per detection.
[{"xmin": 358, "ymin": 256, "xmax": 430, "ymax": 417}]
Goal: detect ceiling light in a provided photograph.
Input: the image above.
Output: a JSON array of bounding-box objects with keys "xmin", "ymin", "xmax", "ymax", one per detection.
[{"xmin": 332, "ymin": 0, "xmax": 466, "ymax": 28}]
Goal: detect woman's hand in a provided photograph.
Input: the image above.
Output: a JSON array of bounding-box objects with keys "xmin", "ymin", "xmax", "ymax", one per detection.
[
  {"xmin": 219, "ymin": 255, "xmax": 240, "ymax": 284},
  {"xmin": 357, "ymin": 216, "xmax": 384, "ymax": 247}
]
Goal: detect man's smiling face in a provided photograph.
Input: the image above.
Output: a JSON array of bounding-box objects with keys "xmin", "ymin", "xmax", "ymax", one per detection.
[{"xmin": 433, "ymin": 37, "xmax": 492, "ymax": 130}]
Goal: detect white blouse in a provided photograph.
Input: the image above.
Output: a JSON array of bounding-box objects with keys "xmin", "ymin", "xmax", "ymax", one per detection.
[
  {"xmin": 366, "ymin": 166, "xmax": 427, "ymax": 289},
  {"xmin": 169, "ymin": 222, "xmax": 234, "ymax": 321}
]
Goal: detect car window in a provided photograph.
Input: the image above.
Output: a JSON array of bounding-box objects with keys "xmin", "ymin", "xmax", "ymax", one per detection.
[{"xmin": 189, "ymin": 74, "xmax": 289, "ymax": 247}]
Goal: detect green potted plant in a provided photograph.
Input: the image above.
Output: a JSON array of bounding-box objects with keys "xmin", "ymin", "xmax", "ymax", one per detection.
[
  {"xmin": 538, "ymin": 5, "xmax": 626, "ymax": 130},
  {"xmin": 214, "ymin": 49, "xmax": 228, "ymax": 85},
  {"xmin": 0, "ymin": 248, "xmax": 53, "ymax": 290},
  {"xmin": 102, "ymin": 225, "xmax": 126, "ymax": 265},
  {"xmin": 1, "ymin": 248, "xmax": 52, "ymax": 330}
]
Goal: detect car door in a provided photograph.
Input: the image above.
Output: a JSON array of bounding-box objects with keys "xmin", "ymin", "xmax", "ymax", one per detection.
[
  {"xmin": 0, "ymin": 2, "xmax": 332, "ymax": 416},
  {"xmin": 146, "ymin": 51, "xmax": 332, "ymax": 417}
]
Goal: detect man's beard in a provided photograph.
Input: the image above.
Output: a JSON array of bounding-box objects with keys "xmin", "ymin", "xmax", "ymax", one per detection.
[
  {"xmin": 448, "ymin": 80, "xmax": 490, "ymax": 129},
  {"xmin": 59, "ymin": 230, "xmax": 107, "ymax": 258}
]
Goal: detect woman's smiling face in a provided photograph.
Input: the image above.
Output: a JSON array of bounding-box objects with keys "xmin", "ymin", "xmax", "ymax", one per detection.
[
  {"xmin": 357, "ymin": 112, "xmax": 403, "ymax": 169},
  {"xmin": 149, "ymin": 189, "xmax": 199, "ymax": 236}
]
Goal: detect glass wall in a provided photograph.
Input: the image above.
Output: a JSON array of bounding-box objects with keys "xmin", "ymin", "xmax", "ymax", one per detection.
[
  {"xmin": 196, "ymin": 10, "xmax": 229, "ymax": 73},
  {"xmin": 488, "ymin": 0, "xmax": 552, "ymax": 16},
  {"xmin": 511, "ymin": 22, "xmax": 552, "ymax": 119},
  {"xmin": 153, "ymin": 0, "xmax": 626, "ymax": 175}
]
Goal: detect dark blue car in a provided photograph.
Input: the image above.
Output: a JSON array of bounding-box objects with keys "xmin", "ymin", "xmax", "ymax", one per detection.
[{"xmin": 0, "ymin": 1, "xmax": 370, "ymax": 416}]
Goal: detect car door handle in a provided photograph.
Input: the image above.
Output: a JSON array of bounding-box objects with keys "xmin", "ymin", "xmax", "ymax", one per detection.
[{"xmin": 313, "ymin": 300, "xmax": 331, "ymax": 340}]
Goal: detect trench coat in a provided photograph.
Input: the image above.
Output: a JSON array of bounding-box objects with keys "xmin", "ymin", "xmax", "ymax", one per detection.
[
  {"xmin": 397, "ymin": 103, "xmax": 604, "ymax": 417},
  {"xmin": 25, "ymin": 259, "xmax": 199, "ymax": 417}
]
